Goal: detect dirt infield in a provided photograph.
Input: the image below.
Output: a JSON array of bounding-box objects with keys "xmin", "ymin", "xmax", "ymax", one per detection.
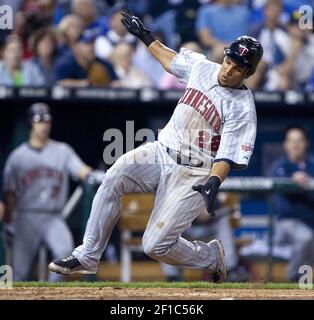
[{"xmin": 1, "ymin": 287, "xmax": 314, "ymax": 300}]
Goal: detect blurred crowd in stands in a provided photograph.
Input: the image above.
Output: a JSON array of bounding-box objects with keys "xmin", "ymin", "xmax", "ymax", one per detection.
[{"xmin": 0, "ymin": 0, "xmax": 314, "ymax": 91}]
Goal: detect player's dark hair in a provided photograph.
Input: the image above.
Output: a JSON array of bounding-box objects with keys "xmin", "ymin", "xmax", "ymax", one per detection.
[{"xmin": 284, "ymin": 124, "xmax": 309, "ymax": 140}]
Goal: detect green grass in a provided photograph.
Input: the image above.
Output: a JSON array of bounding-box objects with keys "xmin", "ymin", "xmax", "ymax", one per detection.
[{"xmin": 12, "ymin": 281, "xmax": 304, "ymax": 290}]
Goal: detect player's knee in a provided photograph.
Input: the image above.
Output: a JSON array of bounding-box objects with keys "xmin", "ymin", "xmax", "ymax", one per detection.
[
  {"xmin": 101, "ymin": 165, "xmax": 137, "ymax": 197},
  {"xmin": 142, "ymin": 241, "xmax": 155, "ymax": 258},
  {"xmin": 142, "ymin": 238, "xmax": 171, "ymax": 259}
]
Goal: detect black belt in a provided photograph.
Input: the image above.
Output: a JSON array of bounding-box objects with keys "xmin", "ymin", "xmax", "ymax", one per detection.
[{"xmin": 166, "ymin": 147, "xmax": 204, "ymax": 168}]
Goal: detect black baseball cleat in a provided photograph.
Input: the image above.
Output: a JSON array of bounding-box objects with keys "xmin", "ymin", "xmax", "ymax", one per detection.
[
  {"xmin": 48, "ymin": 254, "xmax": 96, "ymax": 275},
  {"xmin": 208, "ymin": 239, "xmax": 227, "ymax": 283}
]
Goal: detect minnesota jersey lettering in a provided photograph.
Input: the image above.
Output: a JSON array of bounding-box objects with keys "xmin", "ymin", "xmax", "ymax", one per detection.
[
  {"xmin": 49, "ymin": 47, "xmax": 257, "ymax": 276},
  {"xmin": 178, "ymin": 87, "xmax": 222, "ymax": 133},
  {"xmin": 49, "ymin": 29, "xmax": 262, "ymax": 283},
  {"xmin": 3, "ymin": 140, "xmax": 85, "ymax": 212}
]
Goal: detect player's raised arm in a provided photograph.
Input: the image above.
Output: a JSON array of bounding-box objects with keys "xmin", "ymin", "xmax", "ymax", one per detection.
[{"xmin": 121, "ymin": 9, "xmax": 177, "ymax": 73}]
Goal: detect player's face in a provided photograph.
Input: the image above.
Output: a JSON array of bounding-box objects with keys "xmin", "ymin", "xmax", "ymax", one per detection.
[
  {"xmin": 218, "ymin": 57, "xmax": 248, "ymax": 88},
  {"xmin": 32, "ymin": 121, "xmax": 51, "ymax": 140},
  {"xmin": 284, "ymin": 129, "xmax": 308, "ymax": 162}
]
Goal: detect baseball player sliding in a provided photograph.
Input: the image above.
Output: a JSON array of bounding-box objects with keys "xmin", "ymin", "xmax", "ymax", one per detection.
[{"xmin": 49, "ymin": 9, "xmax": 263, "ymax": 283}]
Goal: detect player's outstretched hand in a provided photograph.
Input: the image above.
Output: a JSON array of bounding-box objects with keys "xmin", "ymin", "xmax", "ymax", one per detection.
[
  {"xmin": 192, "ymin": 176, "xmax": 221, "ymax": 217},
  {"xmin": 120, "ymin": 9, "xmax": 155, "ymax": 47}
]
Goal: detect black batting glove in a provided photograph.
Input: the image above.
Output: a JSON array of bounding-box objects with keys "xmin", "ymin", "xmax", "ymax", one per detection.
[
  {"xmin": 192, "ymin": 175, "xmax": 221, "ymax": 217},
  {"xmin": 120, "ymin": 8, "xmax": 156, "ymax": 47}
]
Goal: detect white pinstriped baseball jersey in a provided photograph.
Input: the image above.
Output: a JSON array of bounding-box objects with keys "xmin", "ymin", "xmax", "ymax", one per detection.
[
  {"xmin": 3, "ymin": 140, "xmax": 85, "ymax": 212},
  {"xmin": 62, "ymin": 47, "xmax": 258, "ymax": 275},
  {"xmin": 158, "ymin": 48, "xmax": 257, "ymax": 169}
]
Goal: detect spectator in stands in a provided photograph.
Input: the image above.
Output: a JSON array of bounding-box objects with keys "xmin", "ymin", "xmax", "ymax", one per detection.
[
  {"xmin": 54, "ymin": 0, "xmax": 111, "ymax": 24},
  {"xmin": 30, "ymin": 28, "xmax": 59, "ymax": 87},
  {"xmin": 269, "ymin": 125, "xmax": 314, "ymax": 282},
  {"xmin": 95, "ymin": 9, "xmax": 136, "ymax": 60},
  {"xmin": 247, "ymin": 0, "xmax": 291, "ymax": 90},
  {"xmin": 132, "ymin": 31, "xmax": 166, "ymax": 88},
  {"xmin": 285, "ymin": 11, "xmax": 314, "ymax": 90},
  {"xmin": 71, "ymin": 0, "xmax": 96, "ymax": 27},
  {"xmin": 71, "ymin": 0, "xmax": 106, "ymax": 40},
  {"xmin": 146, "ymin": 1, "xmax": 177, "ymax": 49},
  {"xmin": 159, "ymin": 41, "xmax": 202, "ymax": 90},
  {"xmin": 248, "ymin": 5, "xmax": 314, "ymax": 90},
  {"xmin": 109, "ymin": 43, "xmax": 152, "ymax": 89},
  {"xmin": 174, "ymin": 0, "xmax": 203, "ymax": 44},
  {"xmin": 0, "ymin": 35, "xmax": 45, "ymax": 87},
  {"xmin": 54, "ymin": 32, "xmax": 117, "ymax": 87},
  {"xmin": 11, "ymin": 0, "xmax": 56, "ymax": 58},
  {"xmin": 249, "ymin": 0, "xmax": 314, "ymax": 26},
  {"xmin": 58, "ymin": 14, "xmax": 84, "ymax": 55},
  {"xmin": 196, "ymin": 0, "xmax": 250, "ymax": 62}
]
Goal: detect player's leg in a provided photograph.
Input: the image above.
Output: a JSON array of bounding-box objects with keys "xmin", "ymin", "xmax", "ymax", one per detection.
[
  {"xmin": 208, "ymin": 215, "xmax": 238, "ymax": 272},
  {"xmin": 142, "ymin": 163, "xmax": 225, "ymax": 281},
  {"xmin": 308, "ymin": 230, "xmax": 314, "ymax": 269},
  {"xmin": 50, "ymin": 142, "xmax": 161, "ymax": 274},
  {"xmin": 43, "ymin": 216, "xmax": 74, "ymax": 282},
  {"xmin": 12, "ymin": 214, "xmax": 42, "ymax": 281},
  {"xmin": 159, "ymin": 216, "xmax": 224, "ymax": 282},
  {"xmin": 278, "ymin": 219, "xmax": 314, "ymax": 281}
]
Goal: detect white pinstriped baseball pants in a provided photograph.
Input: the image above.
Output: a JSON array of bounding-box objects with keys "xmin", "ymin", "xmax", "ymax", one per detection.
[{"xmin": 73, "ymin": 141, "xmax": 220, "ymax": 272}]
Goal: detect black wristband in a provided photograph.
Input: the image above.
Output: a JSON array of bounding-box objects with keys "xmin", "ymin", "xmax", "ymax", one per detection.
[
  {"xmin": 142, "ymin": 33, "xmax": 156, "ymax": 47},
  {"xmin": 208, "ymin": 175, "xmax": 221, "ymax": 190}
]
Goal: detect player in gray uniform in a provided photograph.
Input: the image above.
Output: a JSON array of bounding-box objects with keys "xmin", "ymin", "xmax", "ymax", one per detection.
[
  {"xmin": 49, "ymin": 9, "xmax": 263, "ymax": 283},
  {"xmin": 2, "ymin": 103, "xmax": 96, "ymax": 281}
]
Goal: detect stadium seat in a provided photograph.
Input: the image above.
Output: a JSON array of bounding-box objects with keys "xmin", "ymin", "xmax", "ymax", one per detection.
[{"xmin": 119, "ymin": 193, "xmax": 155, "ymax": 282}]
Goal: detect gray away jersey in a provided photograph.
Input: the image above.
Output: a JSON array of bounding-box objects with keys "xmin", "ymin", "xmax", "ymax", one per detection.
[
  {"xmin": 3, "ymin": 140, "xmax": 85, "ymax": 212},
  {"xmin": 158, "ymin": 48, "xmax": 257, "ymax": 169}
]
